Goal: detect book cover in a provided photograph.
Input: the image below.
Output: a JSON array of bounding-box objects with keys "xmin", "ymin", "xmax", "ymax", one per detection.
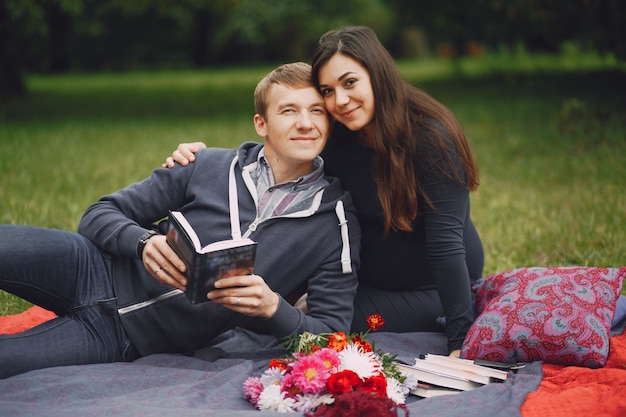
[
  {"xmin": 166, "ymin": 210, "xmax": 257, "ymax": 304},
  {"xmin": 395, "ymin": 362, "xmax": 483, "ymax": 392},
  {"xmin": 411, "ymin": 382, "xmax": 462, "ymax": 398}
]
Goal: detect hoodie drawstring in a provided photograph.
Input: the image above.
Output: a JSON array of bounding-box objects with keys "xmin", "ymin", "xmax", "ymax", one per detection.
[
  {"xmin": 335, "ymin": 200, "xmax": 352, "ymax": 274},
  {"xmin": 228, "ymin": 155, "xmax": 243, "ymax": 240}
]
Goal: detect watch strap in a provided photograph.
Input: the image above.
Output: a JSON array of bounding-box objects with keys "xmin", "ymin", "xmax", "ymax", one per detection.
[{"xmin": 137, "ymin": 230, "xmax": 158, "ymax": 258}]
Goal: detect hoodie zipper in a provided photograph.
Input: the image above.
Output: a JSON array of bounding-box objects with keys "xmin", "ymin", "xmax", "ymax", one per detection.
[{"xmin": 117, "ymin": 289, "xmax": 182, "ymax": 315}]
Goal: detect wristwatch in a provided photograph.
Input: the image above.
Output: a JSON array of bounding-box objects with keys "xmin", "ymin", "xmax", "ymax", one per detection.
[{"xmin": 137, "ymin": 230, "xmax": 158, "ymax": 258}]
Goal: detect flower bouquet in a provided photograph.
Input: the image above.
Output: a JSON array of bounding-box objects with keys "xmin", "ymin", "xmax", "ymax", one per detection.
[{"xmin": 243, "ymin": 315, "xmax": 417, "ymax": 415}]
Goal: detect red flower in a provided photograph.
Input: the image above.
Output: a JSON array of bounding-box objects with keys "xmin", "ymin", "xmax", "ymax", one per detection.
[
  {"xmin": 350, "ymin": 334, "xmax": 373, "ymax": 352},
  {"xmin": 309, "ymin": 344, "xmax": 322, "ymax": 353},
  {"xmin": 268, "ymin": 358, "xmax": 289, "ymax": 371},
  {"xmin": 366, "ymin": 314, "xmax": 385, "ymax": 331},
  {"xmin": 327, "ymin": 332, "xmax": 349, "ymax": 351},
  {"xmin": 305, "ymin": 390, "xmax": 408, "ymax": 417},
  {"xmin": 326, "ymin": 369, "xmax": 361, "ymax": 395},
  {"xmin": 358, "ymin": 373, "xmax": 388, "ymax": 396}
]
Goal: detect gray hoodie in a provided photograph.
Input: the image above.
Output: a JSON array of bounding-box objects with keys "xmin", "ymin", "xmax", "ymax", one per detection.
[{"xmin": 78, "ymin": 142, "xmax": 360, "ymax": 356}]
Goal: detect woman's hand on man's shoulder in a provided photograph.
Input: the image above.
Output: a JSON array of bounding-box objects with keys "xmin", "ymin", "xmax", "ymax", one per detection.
[{"xmin": 162, "ymin": 142, "xmax": 207, "ymax": 168}]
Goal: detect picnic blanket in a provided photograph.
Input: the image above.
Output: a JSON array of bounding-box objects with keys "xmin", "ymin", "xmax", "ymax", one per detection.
[{"xmin": 1, "ymin": 306, "xmax": 625, "ymax": 416}]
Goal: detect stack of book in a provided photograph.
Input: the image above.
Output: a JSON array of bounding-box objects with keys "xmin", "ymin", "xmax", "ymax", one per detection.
[{"xmin": 395, "ymin": 353, "xmax": 510, "ymax": 398}]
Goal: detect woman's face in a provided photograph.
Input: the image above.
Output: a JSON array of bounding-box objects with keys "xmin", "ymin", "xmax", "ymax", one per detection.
[{"xmin": 317, "ymin": 53, "xmax": 375, "ymax": 133}]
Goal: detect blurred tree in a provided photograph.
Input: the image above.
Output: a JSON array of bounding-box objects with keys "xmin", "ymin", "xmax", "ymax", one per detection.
[
  {"xmin": 387, "ymin": 0, "xmax": 625, "ymax": 59},
  {"xmin": 1, "ymin": 0, "xmax": 82, "ymax": 95},
  {"xmin": 71, "ymin": 0, "xmax": 200, "ymax": 70},
  {"xmin": 1, "ymin": 0, "xmax": 624, "ymax": 96},
  {"xmin": 207, "ymin": 0, "xmax": 393, "ymax": 63}
]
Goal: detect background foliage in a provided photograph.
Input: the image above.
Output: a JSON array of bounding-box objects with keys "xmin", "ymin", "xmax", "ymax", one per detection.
[{"xmin": 2, "ymin": 0, "xmax": 625, "ymax": 95}]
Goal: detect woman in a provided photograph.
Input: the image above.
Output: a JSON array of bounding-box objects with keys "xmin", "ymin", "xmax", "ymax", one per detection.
[{"xmin": 166, "ymin": 26, "xmax": 482, "ymax": 355}]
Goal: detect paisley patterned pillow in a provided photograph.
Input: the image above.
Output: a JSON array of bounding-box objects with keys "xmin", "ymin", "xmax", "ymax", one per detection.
[{"xmin": 461, "ymin": 266, "xmax": 626, "ymax": 368}]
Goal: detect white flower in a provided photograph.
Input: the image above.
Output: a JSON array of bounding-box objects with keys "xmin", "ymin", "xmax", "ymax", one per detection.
[
  {"xmin": 257, "ymin": 384, "xmax": 296, "ymax": 412},
  {"xmin": 385, "ymin": 377, "xmax": 408, "ymax": 404},
  {"xmin": 337, "ymin": 343, "xmax": 381, "ymax": 379},
  {"xmin": 260, "ymin": 367, "xmax": 283, "ymax": 387},
  {"xmin": 401, "ymin": 373, "xmax": 419, "ymax": 394},
  {"xmin": 292, "ymin": 393, "xmax": 334, "ymax": 413}
]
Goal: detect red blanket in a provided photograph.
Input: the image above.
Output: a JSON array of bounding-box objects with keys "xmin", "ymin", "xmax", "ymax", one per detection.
[
  {"xmin": 0, "ymin": 306, "xmax": 56, "ymax": 334},
  {"xmin": 521, "ymin": 329, "xmax": 626, "ymax": 416},
  {"xmin": 3, "ymin": 306, "xmax": 626, "ymax": 415}
]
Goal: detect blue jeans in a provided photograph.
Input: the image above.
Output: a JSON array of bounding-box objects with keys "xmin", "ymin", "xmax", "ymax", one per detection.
[{"xmin": 0, "ymin": 225, "xmax": 137, "ymax": 379}]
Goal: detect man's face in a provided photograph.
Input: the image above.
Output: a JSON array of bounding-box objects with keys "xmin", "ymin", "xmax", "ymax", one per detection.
[{"xmin": 254, "ymin": 84, "xmax": 329, "ymax": 181}]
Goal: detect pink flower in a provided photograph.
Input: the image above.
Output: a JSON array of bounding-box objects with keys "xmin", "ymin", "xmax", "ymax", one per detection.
[
  {"xmin": 280, "ymin": 371, "xmax": 301, "ymax": 397},
  {"xmin": 313, "ymin": 348, "xmax": 340, "ymax": 370},
  {"xmin": 289, "ymin": 354, "xmax": 331, "ymax": 394},
  {"xmin": 243, "ymin": 377, "xmax": 264, "ymax": 407}
]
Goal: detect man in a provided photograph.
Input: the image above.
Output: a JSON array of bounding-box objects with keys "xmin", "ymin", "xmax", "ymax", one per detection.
[{"xmin": 0, "ymin": 62, "xmax": 360, "ymax": 379}]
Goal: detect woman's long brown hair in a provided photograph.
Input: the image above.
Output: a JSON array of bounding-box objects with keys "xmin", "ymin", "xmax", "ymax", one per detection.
[{"xmin": 312, "ymin": 26, "xmax": 479, "ymax": 235}]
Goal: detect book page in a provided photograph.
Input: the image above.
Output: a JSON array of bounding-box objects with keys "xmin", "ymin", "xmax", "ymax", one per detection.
[
  {"xmin": 421, "ymin": 354, "xmax": 509, "ymax": 381},
  {"xmin": 170, "ymin": 211, "xmax": 202, "ymax": 252},
  {"xmin": 170, "ymin": 210, "xmax": 255, "ymax": 254},
  {"xmin": 199, "ymin": 238, "xmax": 255, "ymax": 253}
]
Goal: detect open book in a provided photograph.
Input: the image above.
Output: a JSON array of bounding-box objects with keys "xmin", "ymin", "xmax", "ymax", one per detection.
[
  {"xmin": 396, "ymin": 353, "xmax": 509, "ymax": 396},
  {"xmin": 166, "ymin": 210, "xmax": 257, "ymax": 304}
]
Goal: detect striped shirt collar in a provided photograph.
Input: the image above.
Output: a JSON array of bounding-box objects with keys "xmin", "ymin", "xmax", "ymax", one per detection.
[{"xmin": 247, "ymin": 148, "xmax": 328, "ymax": 218}]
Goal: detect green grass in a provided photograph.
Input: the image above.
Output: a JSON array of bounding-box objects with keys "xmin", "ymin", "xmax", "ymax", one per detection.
[{"xmin": 1, "ymin": 53, "xmax": 625, "ymax": 316}]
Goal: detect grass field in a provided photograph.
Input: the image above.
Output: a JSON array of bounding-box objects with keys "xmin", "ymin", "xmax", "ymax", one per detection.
[{"xmin": 1, "ymin": 52, "xmax": 625, "ymax": 315}]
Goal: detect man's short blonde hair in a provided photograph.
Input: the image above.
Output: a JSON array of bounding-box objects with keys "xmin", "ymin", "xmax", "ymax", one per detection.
[{"xmin": 254, "ymin": 62, "xmax": 313, "ymax": 117}]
